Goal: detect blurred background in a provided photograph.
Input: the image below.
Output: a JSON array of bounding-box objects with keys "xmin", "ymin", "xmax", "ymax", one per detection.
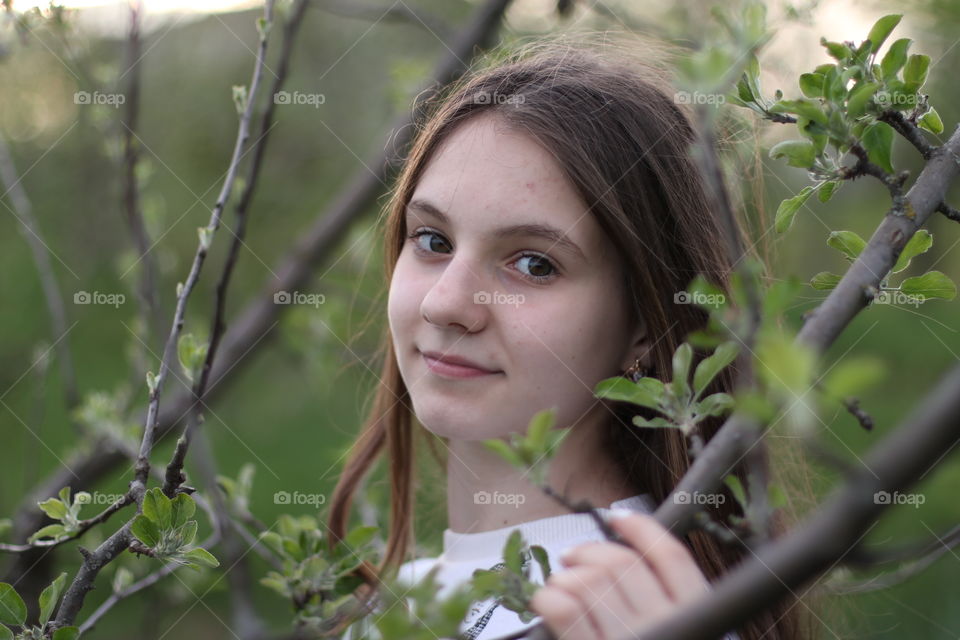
[{"xmin": 0, "ymin": 0, "xmax": 958, "ymax": 637}]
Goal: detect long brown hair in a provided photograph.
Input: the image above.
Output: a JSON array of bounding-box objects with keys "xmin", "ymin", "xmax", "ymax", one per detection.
[{"xmin": 328, "ymin": 34, "xmax": 817, "ymax": 639}]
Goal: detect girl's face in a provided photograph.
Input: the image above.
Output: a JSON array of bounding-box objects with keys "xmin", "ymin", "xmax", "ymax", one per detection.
[{"xmin": 388, "ymin": 112, "xmax": 647, "ymax": 441}]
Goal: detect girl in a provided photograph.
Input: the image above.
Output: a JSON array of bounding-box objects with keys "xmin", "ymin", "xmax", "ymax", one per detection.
[{"xmin": 328, "ymin": 36, "xmax": 812, "ymax": 640}]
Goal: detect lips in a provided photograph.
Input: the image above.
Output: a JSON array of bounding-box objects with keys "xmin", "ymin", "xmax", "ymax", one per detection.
[{"xmin": 419, "ymin": 349, "xmax": 501, "ymax": 374}]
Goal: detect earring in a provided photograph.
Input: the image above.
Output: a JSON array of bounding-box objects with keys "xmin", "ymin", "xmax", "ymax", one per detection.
[{"xmin": 623, "ymin": 357, "xmax": 649, "ymax": 383}]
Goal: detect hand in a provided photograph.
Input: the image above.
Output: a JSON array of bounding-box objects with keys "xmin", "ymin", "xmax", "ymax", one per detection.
[{"xmin": 529, "ymin": 510, "xmax": 711, "ymax": 640}]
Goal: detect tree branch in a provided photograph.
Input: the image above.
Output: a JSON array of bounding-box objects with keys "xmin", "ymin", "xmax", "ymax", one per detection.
[
  {"xmin": 635, "ymin": 360, "xmax": 960, "ymax": 639},
  {"xmin": 49, "ymin": 1, "xmax": 278, "ymax": 629},
  {"xmin": 6, "ymin": 0, "xmax": 515, "ymax": 581}
]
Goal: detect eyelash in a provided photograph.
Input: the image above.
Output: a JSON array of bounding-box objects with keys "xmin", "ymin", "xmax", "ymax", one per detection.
[{"xmin": 405, "ymin": 227, "xmax": 559, "ymax": 285}]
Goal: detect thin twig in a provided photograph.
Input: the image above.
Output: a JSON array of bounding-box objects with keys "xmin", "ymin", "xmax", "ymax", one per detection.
[{"xmin": 50, "ymin": 2, "xmax": 278, "ymax": 629}]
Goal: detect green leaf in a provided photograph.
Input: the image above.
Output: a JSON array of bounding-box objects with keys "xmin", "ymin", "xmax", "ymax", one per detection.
[
  {"xmin": 482, "ymin": 439, "xmax": 524, "ymax": 468},
  {"xmin": 594, "ymin": 377, "xmax": 663, "ymax": 411},
  {"xmin": 530, "ymin": 545, "xmax": 552, "ymax": 580},
  {"xmin": 769, "ymin": 99, "xmax": 827, "ymax": 125},
  {"xmin": 169, "ymin": 493, "xmax": 196, "ymax": 529},
  {"xmin": 723, "ymin": 475, "xmax": 747, "ymax": 509},
  {"xmin": 39, "ymin": 572, "xmax": 67, "ymax": 626},
  {"xmin": 525, "ymin": 409, "xmax": 555, "ymax": 453},
  {"xmin": 58, "ymin": 487, "xmax": 71, "ymax": 507},
  {"xmin": 503, "ymin": 530, "xmax": 524, "ymax": 574},
  {"xmin": 827, "ymin": 230, "xmax": 867, "ymax": 262},
  {"xmin": 810, "ymin": 272, "xmax": 842, "ymax": 290},
  {"xmin": 775, "ymin": 187, "xmax": 815, "ymax": 233},
  {"xmin": 142, "ymin": 488, "xmax": 172, "ymax": 529},
  {"xmin": 818, "ymin": 180, "xmax": 840, "ymax": 203},
  {"xmin": 131, "ymin": 514, "xmax": 161, "ymax": 548},
  {"xmin": 696, "ymin": 393, "xmax": 735, "ymax": 417},
  {"xmin": 0, "ymin": 624, "xmax": 11, "ymax": 640},
  {"xmin": 865, "ymin": 14, "xmax": 902, "ymax": 53},
  {"xmin": 37, "ymin": 498, "xmax": 68, "ymax": 521},
  {"xmin": 892, "ymin": 229, "xmax": 933, "ymax": 273},
  {"xmin": 27, "ymin": 524, "xmax": 67, "ymax": 543},
  {"xmin": 0, "ymin": 583, "xmax": 26, "ymax": 626},
  {"xmin": 177, "ymin": 333, "xmax": 209, "ymax": 384},
  {"xmin": 822, "ymin": 357, "xmax": 886, "ymax": 398},
  {"xmin": 693, "ymin": 342, "xmax": 739, "ymax": 398},
  {"xmin": 180, "ymin": 547, "xmax": 220, "ymax": 569},
  {"xmin": 343, "ymin": 525, "xmax": 378, "ymax": 550},
  {"xmin": 769, "ymin": 139, "xmax": 816, "ymax": 168},
  {"xmin": 880, "ymin": 38, "xmax": 911, "ymax": 80},
  {"xmin": 903, "ymin": 54, "xmax": 930, "ymax": 92},
  {"xmin": 900, "ymin": 271, "xmax": 957, "ymax": 300},
  {"xmin": 671, "ymin": 343, "xmax": 693, "ymax": 398},
  {"xmin": 861, "ymin": 122, "xmax": 895, "ymax": 173},
  {"xmin": 176, "ymin": 520, "xmax": 198, "ymax": 547},
  {"xmin": 846, "ymin": 82, "xmax": 880, "ymax": 119},
  {"xmin": 820, "ymin": 38, "xmax": 852, "ymax": 63},
  {"xmin": 632, "ymin": 416, "xmax": 678, "ymax": 429},
  {"xmin": 798, "ymin": 73, "xmax": 823, "ymax": 98},
  {"xmin": 918, "ymin": 108, "xmax": 943, "ymax": 135},
  {"xmin": 52, "ymin": 627, "xmax": 80, "ymax": 640}
]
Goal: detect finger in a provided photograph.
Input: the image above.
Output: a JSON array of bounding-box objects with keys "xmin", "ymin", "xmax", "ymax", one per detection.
[
  {"xmin": 607, "ymin": 510, "xmax": 711, "ymax": 603},
  {"xmin": 543, "ymin": 564, "xmax": 643, "ymax": 640},
  {"xmin": 559, "ymin": 541, "xmax": 671, "ymax": 615},
  {"xmin": 530, "ymin": 582, "xmax": 603, "ymax": 640}
]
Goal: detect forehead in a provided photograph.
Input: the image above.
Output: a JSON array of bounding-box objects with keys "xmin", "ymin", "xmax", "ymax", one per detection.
[{"xmin": 409, "ymin": 113, "xmax": 603, "ymax": 255}]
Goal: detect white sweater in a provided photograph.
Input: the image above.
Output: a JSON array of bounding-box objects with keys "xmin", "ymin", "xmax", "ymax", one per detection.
[{"xmin": 346, "ymin": 494, "xmax": 740, "ymax": 639}]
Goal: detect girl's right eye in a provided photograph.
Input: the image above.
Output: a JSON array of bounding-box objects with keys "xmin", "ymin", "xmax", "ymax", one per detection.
[{"xmin": 406, "ymin": 228, "xmax": 451, "ymax": 254}]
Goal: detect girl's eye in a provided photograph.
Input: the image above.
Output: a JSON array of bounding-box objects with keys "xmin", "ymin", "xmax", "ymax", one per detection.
[{"xmin": 405, "ymin": 228, "xmax": 558, "ymax": 284}]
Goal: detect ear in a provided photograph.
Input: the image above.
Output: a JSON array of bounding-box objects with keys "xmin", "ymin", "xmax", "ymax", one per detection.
[{"xmin": 621, "ymin": 315, "xmax": 655, "ymax": 372}]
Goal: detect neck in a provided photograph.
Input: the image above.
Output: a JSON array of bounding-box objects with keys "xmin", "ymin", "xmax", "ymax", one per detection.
[{"xmin": 446, "ymin": 409, "xmax": 635, "ymax": 533}]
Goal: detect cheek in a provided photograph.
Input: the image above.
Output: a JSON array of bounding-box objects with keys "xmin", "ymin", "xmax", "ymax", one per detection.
[
  {"xmin": 510, "ymin": 294, "xmax": 625, "ymax": 392},
  {"xmin": 387, "ymin": 256, "xmax": 422, "ymax": 350}
]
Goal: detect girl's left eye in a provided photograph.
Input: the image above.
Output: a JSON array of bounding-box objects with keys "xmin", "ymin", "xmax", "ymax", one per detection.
[{"xmin": 405, "ymin": 228, "xmax": 559, "ymax": 284}]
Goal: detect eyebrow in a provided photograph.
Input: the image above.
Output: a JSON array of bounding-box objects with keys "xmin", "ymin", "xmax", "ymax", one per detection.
[{"xmin": 405, "ymin": 198, "xmax": 587, "ymax": 262}]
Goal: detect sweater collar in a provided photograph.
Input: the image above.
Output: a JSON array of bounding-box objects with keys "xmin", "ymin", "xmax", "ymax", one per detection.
[{"xmin": 441, "ymin": 494, "xmax": 658, "ymax": 563}]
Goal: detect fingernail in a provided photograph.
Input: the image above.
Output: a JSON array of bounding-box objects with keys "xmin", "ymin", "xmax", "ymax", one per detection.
[{"xmin": 607, "ymin": 508, "xmax": 636, "ymax": 521}]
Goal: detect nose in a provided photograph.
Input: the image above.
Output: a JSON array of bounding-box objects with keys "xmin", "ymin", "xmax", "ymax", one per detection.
[{"xmin": 419, "ymin": 254, "xmax": 490, "ymax": 333}]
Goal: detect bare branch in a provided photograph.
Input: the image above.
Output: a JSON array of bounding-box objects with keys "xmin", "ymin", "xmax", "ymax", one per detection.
[
  {"xmin": 120, "ymin": 0, "xmax": 163, "ymax": 370},
  {"xmin": 49, "ymin": 1, "xmax": 279, "ymax": 629},
  {"xmin": 879, "ymin": 109, "xmax": 936, "ymax": 160}
]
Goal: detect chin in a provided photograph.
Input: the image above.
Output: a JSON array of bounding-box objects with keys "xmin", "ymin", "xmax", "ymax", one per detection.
[{"xmin": 414, "ymin": 403, "xmax": 515, "ymax": 442}]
